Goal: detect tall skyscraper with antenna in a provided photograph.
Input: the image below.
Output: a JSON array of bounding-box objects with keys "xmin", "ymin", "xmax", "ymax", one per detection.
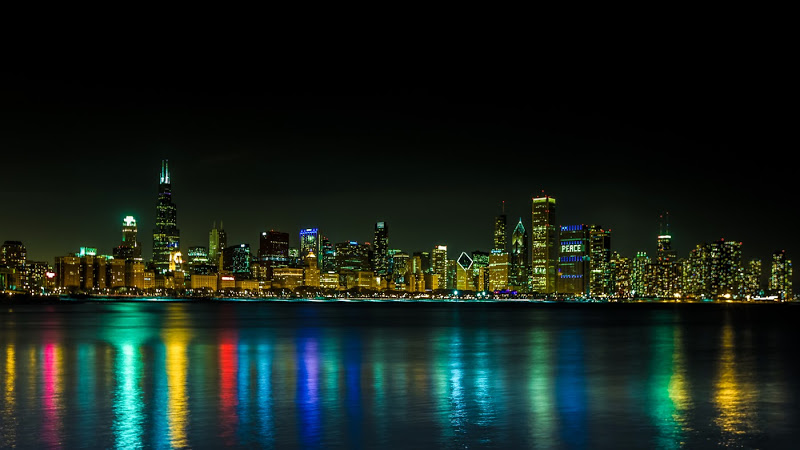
[
  {"xmin": 152, "ymin": 160, "xmax": 181, "ymax": 274},
  {"xmin": 493, "ymin": 201, "xmax": 507, "ymax": 252}
]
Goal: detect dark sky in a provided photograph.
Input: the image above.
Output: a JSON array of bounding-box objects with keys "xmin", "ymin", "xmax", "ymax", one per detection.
[{"xmin": 0, "ymin": 59, "xmax": 794, "ymax": 283}]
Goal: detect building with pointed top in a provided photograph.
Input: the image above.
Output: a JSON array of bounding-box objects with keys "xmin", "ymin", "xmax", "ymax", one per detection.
[
  {"xmin": 510, "ymin": 218, "xmax": 529, "ymax": 291},
  {"xmin": 152, "ymin": 160, "xmax": 180, "ymax": 274}
]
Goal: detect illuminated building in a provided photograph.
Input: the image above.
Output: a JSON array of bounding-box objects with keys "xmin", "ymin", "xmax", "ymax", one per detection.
[
  {"xmin": 335, "ymin": 241, "xmax": 370, "ymax": 272},
  {"xmin": 152, "ymin": 160, "xmax": 181, "ymax": 274},
  {"xmin": 298, "ymin": 228, "xmax": 321, "ymax": 268},
  {"xmin": 25, "ymin": 261, "xmax": 52, "ymax": 293},
  {"xmin": 272, "ymin": 267, "xmax": 304, "ymax": 290},
  {"xmin": 631, "ymin": 251, "xmax": 650, "ymax": 297},
  {"xmin": 744, "ymin": 259, "xmax": 763, "ymax": 297},
  {"xmin": 653, "ymin": 212, "xmax": 679, "ymax": 298},
  {"xmin": 711, "ymin": 239, "xmax": 743, "ymax": 299},
  {"xmin": 1, "ymin": 241, "xmax": 27, "ymax": 291},
  {"xmin": 320, "ymin": 272, "xmax": 340, "ymax": 290},
  {"xmin": 107, "ymin": 258, "xmax": 126, "ymax": 289},
  {"xmin": 222, "ymin": 244, "xmax": 251, "ymax": 277},
  {"xmin": 412, "ymin": 251, "xmax": 431, "ymax": 274},
  {"xmin": 431, "ymin": 245, "xmax": 448, "ymax": 290},
  {"xmin": 259, "ymin": 230, "xmax": 289, "ymax": 279},
  {"xmin": 300, "ymin": 228, "xmax": 320, "ymax": 261},
  {"xmin": 531, "ymin": 194, "xmax": 557, "ymax": 294},
  {"xmin": 769, "ymin": 250, "xmax": 793, "ymax": 301},
  {"xmin": 494, "ymin": 203, "xmax": 507, "ymax": 252},
  {"xmin": 321, "ymin": 236, "xmax": 335, "ymax": 272},
  {"xmin": 218, "ymin": 274, "xmax": 236, "ymax": 290},
  {"xmin": 609, "ymin": 252, "xmax": 631, "ymax": 298},
  {"xmin": 303, "ymin": 251, "xmax": 320, "ymax": 287},
  {"xmin": 188, "ymin": 246, "xmax": 214, "ymax": 275},
  {"xmin": 391, "ymin": 252, "xmax": 409, "ymax": 289},
  {"xmin": 55, "ymin": 255, "xmax": 80, "ymax": 289},
  {"xmin": 423, "ymin": 273, "xmax": 438, "ymax": 292},
  {"xmin": 557, "ymin": 225, "xmax": 589, "ymax": 296},
  {"xmin": 588, "ymin": 226, "xmax": 612, "ymax": 297},
  {"xmin": 125, "ymin": 261, "xmax": 145, "ymax": 289},
  {"xmin": 143, "ymin": 271, "xmax": 155, "ymax": 290},
  {"xmin": 446, "ymin": 260, "xmax": 457, "ymax": 290},
  {"xmin": 235, "ymin": 279, "xmax": 259, "ymax": 291},
  {"xmin": 113, "ymin": 216, "xmax": 142, "ymax": 262},
  {"xmin": 489, "ymin": 250, "xmax": 509, "ymax": 292},
  {"xmin": 510, "ymin": 218, "xmax": 529, "ymax": 291},
  {"xmin": 208, "ymin": 221, "xmax": 226, "ymax": 269},
  {"xmin": 80, "ymin": 255, "xmax": 95, "ymax": 291},
  {"xmin": 373, "ymin": 222, "xmax": 389, "ymax": 277},
  {"xmin": 190, "ymin": 274, "xmax": 217, "ymax": 291},
  {"xmin": 456, "ymin": 252, "xmax": 474, "ymax": 291}
]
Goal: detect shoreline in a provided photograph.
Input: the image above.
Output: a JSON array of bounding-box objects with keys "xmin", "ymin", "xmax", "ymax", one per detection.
[{"xmin": 1, "ymin": 292, "xmax": 794, "ymax": 306}]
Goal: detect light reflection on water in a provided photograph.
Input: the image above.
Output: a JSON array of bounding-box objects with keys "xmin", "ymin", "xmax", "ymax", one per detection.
[{"xmin": 0, "ymin": 302, "xmax": 798, "ymax": 449}]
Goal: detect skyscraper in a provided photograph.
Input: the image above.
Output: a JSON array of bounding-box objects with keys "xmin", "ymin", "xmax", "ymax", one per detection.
[
  {"xmin": 510, "ymin": 218, "xmax": 528, "ymax": 291},
  {"xmin": 208, "ymin": 221, "xmax": 226, "ymax": 269},
  {"xmin": 300, "ymin": 228, "xmax": 320, "ymax": 261},
  {"xmin": 259, "ymin": 230, "xmax": 290, "ymax": 279},
  {"xmin": 373, "ymin": 221, "xmax": 389, "ymax": 277},
  {"xmin": 557, "ymin": 224, "xmax": 589, "ymax": 295},
  {"xmin": 152, "ymin": 160, "xmax": 180, "ymax": 274},
  {"xmin": 493, "ymin": 202, "xmax": 507, "ymax": 252},
  {"xmin": 769, "ymin": 250, "xmax": 793, "ymax": 301},
  {"xmin": 431, "ymin": 245, "xmax": 448, "ymax": 290},
  {"xmin": 531, "ymin": 194, "xmax": 557, "ymax": 294},
  {"xmin": 653, "ymin": 212, "xmax": 679, "ymax": 298},
  {"xmin": 113, "ymin": 215, "xmax": 142, "ymax": 262},
  {"xmin": 588, "ymin": 225, "xmax": 612, "ymax": 297}
]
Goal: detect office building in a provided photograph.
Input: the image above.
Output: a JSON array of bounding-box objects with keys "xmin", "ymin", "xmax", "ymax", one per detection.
[
  {"xmin": 431, "ymin": 245, "xmax": 448, "ymax": 290},
  {"xmin": 373, "ymin": 221, "xmax": 389, "ymax": 277},
  {"xmin": 152, "ymin": 160, "xmax": 181, "ymax": 274},
  {"xmin": 531, "ymin": 194, "xmax": 557, "ymax": 294},
  {"xmin": 510, "ymin": 218, "xmax": 528, "ymax": 291}
]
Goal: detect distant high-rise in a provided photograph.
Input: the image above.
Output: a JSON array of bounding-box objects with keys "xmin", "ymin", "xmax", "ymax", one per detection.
[
  {"xmin": 373, "ymin": 221, "xmax": 389, "ymax": 277},
  {"xmin": 321, "ymin": 235, "xmax": 335, "ymax": 272},
  {"xmin": 152, "ymin": 160, "xmax": 180, "ymax": 274},
  {"xmin": 653, "ymin": 212, "xmax": 679, "ymax": 298},
  {"xmin": 588, "ymin": 225, "xmax": 612, "ymax": 297},
  {"xmin": 1, "ymin": 241, "xmax": 27, "ymax": 291},
  {"xmin": 557, "ymin": 224, "xmax": 589, "ymax": 295},
  {"xmin": 300, "ymin": 228, "xmax": 320, "ymax": 261},
  {"xmin": 493, "ymin": 202, "xmax": 507, "ymax": 252},
  {"xmin": 510, "ymin": 218, "xmax": 529, "ymax": 291},
  {"xmin": 769, "ymin": 250, "xmax": 793, "ymax": 301},
  {"xmin": 531, "ymin": 194, "xmax": 557, "ymax": 294},
  {"xmin": 222, "ymin": 244, "xmax": 251, "ymax": 277},
  {"xmin": 431, "ymin": 245, "xmax": 448, "ymax": 290},
  {"xmin": 260, "ymin": 230, "xmax": 290, "ymax": 278},
  {"xmin": 113, "ymin": 215, "xmax": 142, "ymax": 261},
  {"xmin": 208, "ymin": 221, "xmax": 226, "ymax": 268}
]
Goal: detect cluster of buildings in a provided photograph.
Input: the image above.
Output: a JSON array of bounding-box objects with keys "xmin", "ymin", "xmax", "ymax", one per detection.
[{"xmin": 1, "ymin": 161, "xmax": 794, "ymax": 301}]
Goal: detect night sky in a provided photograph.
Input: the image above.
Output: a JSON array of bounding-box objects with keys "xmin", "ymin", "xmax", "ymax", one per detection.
[{"xmin": 1, "ymin": 62, "xmax": 794, "ymax": 282}]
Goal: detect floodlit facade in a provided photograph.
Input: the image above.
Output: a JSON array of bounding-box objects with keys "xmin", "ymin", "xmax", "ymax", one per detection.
[{"xmin": 531, "ymin": 195, "xmax": 557, "ymax": 294}]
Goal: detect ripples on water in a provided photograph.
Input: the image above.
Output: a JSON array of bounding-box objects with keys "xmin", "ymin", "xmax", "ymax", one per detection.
[{"xmin": 0, "ymin": 301, "xmax": 798, "ymax": 449}]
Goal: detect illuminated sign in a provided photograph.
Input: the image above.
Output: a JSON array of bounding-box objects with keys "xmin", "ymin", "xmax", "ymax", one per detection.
[
  {"xmin": 561, "ymin": 244, "xmax": 583, "ymax": 253},
  {"xmin": 123, "ymin": 216, "xmax": 136, "ymax": 227},
  {"xmin": 221, "ymin": 276, "xmax": 235, "ymax": 281}
]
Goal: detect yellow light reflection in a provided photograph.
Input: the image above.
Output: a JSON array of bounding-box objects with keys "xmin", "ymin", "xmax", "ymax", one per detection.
[
  {"xmin": 3, "ymin": 345, "xmax": 16, "ymax": 447},
  {"xmin": 164, "ymin": 307, "xmax": 191, "ymax": 448},
  {"xmin": 714, "ymin": 322, "xmax": 757, "ymax": 440},
  {"xmin": 668, "ymin": 327, "xmax": 691, "ymax": 428}
]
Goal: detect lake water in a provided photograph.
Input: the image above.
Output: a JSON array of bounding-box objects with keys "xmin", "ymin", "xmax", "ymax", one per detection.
[{"xmin": 1, "ymin": 300, "xmax": 798, "ymax": 449}]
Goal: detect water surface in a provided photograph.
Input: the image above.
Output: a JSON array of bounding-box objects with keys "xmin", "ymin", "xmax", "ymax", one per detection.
[{"xmin": 1, "ymin": 301, "xmax": 797, "ymax": 449}]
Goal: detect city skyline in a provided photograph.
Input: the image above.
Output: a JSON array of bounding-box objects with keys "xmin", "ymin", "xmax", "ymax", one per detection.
[{"xmin": 1, "ymin": 68, "xmax": 794, "ymax": 273}]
